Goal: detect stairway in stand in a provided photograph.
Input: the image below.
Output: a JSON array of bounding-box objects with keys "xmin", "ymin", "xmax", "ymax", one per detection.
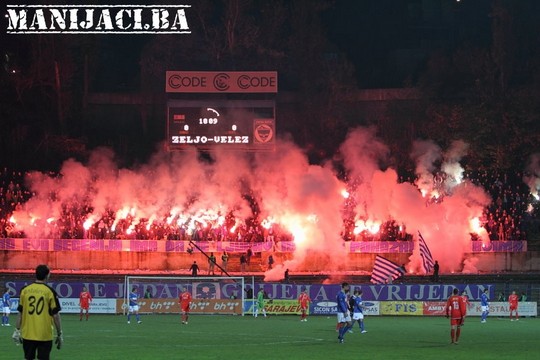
[{"xmin": 221, "ymin": 253, "xmax": 264, "ymax": 273}]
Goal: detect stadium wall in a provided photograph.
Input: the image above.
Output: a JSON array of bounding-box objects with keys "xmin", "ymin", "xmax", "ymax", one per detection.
[
  {"xmin": 1, "ymin": 250, "xmax": 539, "ymax": 272},
  {"xmin": 0, "ymin": 250, "xmax": 202, "ymax": 272},
  {"xmin": 468, "ymin": 252, "xmax": 540, "ymax": 272}
]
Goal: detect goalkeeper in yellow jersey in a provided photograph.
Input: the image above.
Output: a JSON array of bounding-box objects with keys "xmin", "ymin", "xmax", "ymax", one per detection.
[{"xmin": 13, "ymin": 265, "xmax": 63, "ymax": 359}]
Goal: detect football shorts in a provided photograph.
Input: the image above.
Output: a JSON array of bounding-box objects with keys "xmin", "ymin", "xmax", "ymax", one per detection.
[{"xmin": 337, "ymin": 312, "xmax": 351, "ymax": 323}]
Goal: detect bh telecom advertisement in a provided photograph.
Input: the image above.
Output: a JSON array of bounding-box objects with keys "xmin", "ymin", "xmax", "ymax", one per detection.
[{"xmin": 117, "ymin": 298, "xmax": 243, "ymax": 315}]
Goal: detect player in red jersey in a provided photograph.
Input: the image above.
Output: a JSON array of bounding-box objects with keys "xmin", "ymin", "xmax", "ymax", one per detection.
[
  {"xmin": 446, "ymin": 288, "xmax": 465, "ymax": 344},
  {"xmin": 508, "ymin": 290, "xmax": 519, "ymax": 321},
  {"xmin": 460, "ymin": 291, "xmax": 470, "ymax": 325},
  {"xmin": 179, "ymin": 287, "xmax": 192, "ymax": 324},
  {"xmin": 79, "ymin": 286, "xmax": 93, "ymax": 321},
  {"xmin": 298, "ymin": 288, "xmax": 311, "ymax": 322}
]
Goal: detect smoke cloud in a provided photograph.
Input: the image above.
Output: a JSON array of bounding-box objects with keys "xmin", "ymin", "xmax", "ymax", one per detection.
[
  {"xmin": 10, "ymin": 128, "xmax": 492, "ymax": 275},
  {"xmin": 524, "ymin": 153, "xmax": 540, "ymax": 200},
  {"xmin": 411, "ymin": 140, "xmax": 441, "ymax": 198}
]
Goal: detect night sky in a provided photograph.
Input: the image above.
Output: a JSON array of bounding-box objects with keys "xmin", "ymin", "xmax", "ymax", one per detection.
[
  {"xmin": 1, "ymin": 0, "xmax": 540, "ymax": 168},
  {"xmin": 88, "ymin": 0, "xmax": 497, "ymax": 89},
  {"xmin": 1, "ymin": 0, "xmax": 500, "ymax": 90},
  {"xmin": 324, "ymin": 0, "xmax": 493, "ymax": 87}
]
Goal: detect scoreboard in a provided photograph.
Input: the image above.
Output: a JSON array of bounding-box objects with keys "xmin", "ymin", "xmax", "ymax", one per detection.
[{"xmin": 167, "ymin": 100, "xmax": 275, "ymax": 151}]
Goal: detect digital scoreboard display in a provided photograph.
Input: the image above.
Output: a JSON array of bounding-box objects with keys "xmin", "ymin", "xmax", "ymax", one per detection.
[{"xmin": 167, "ymin": 100, "xmax": 275, "ymax": 151}]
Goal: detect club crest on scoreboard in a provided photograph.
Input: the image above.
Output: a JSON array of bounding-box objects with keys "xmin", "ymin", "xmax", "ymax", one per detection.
[{"xmin": 254, "ymin": 119, "xmax": 275, "ymax": 144}]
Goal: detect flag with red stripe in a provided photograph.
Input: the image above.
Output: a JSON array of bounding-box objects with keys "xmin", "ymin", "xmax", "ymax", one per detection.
[
  {"xmin": 418, "ymin": 231, "xmax": 435, "ymax": 274},
  {"xmin": 370, "ymin": 255, "xmax": 405, "ymax": 284}
]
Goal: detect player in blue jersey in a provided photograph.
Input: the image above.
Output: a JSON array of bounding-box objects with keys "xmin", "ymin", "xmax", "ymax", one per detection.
[
  {"xmin": 2, "ymin": 287, "xmax": 11, "ymax": 326},
  {"xmin": 350, "ymin": 289, "xmax": 367, "ymax": 333},
  {"xmin": 480, "ymin": 288, "xmax": 489, "ymax": 323},
  {"xmin": 336, "ymin": 282, "xmax": 352, "ymax": 344},
  {"xmin": 127, "ymin": 287, "xmax": 142, "ymax": 324}
]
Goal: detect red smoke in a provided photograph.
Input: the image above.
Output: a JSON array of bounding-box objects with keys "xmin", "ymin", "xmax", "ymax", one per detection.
[{"xmin": 10, "ymin": 128, "xmax": 491, "ymax": 276}]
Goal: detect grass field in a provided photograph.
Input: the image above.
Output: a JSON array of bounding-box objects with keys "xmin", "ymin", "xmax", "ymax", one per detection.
[{"xmin": 1, "ymin": 314, "xmax": 538, "ymax": 360}]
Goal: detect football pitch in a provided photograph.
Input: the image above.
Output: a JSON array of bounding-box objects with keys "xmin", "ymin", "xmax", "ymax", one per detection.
[{"xmin": 1, "ymin": 314, "xmax": 538, "ymax": 360}]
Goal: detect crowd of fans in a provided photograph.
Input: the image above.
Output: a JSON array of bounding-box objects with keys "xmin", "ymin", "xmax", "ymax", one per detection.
[
  {"xmin": 465, "ymin": 170, "xmax": 536, "ymax": 241},
  {"xmin": 0, "ymin": 169, "xmax": 28, "ymax": 238},
  {"xmin": 0, "ymin": 168, "xmax": 296, "ymax": 242},
  {"xmin": 0, "ymin": 168, "xmax": 538, "ymax": 242}
]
